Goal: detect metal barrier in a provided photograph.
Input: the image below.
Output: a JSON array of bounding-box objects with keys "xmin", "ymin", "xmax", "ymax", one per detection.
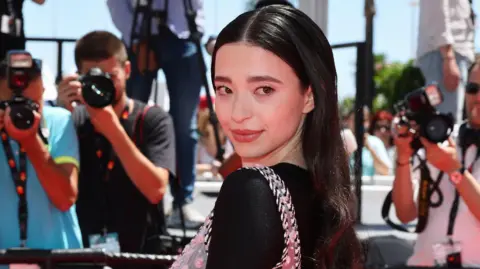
[
  {"xmin": 331, "ymin": 41, "xmax": 370, "ymax": 224},
  {"xmin": 25, "ymin": 37, "xmax": 77, "ymax": 84},
  {"xmin": 0, "ymin": 248, "xmax": 177, "ymax": 268}
]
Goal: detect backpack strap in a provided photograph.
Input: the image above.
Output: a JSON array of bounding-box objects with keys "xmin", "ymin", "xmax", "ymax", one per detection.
[{"xmin": 133, "ymin": 104, "xmax": 154, "ymax": 147}]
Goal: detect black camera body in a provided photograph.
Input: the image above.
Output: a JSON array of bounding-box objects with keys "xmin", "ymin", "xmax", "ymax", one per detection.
[
  {"xmin": 79, "ymin": 67, "xmax": 116, "ymax": 108},
  {"xmin": 2, "ymin": 50, "xmax": 41, "ymax": 130},
  {"xmin": 394, "ymin": 84, "xmax": 454, "ymax": 150}
]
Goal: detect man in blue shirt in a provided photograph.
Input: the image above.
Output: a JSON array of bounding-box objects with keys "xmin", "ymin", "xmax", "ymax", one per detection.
[{"xmin": 0, "ymin": 57, "xmax": 82, "ymax": 252}]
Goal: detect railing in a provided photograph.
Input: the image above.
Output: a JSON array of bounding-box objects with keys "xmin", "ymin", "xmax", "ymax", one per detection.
[
  {"xmin": 26, "ymin": 37, "xmax": 77, "ymax": 84},
  {"xmin": 0, "ymin": 248, "xmax": 177, "ymax": 268}
]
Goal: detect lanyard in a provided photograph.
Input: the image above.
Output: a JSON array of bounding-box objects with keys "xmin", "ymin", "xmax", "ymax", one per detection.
[
  {"xmin": 1, "ymin": 130, "xmax": 28, "ymax": 247},
  {"xmin": 447, "ymin": 148, "xmax": 480, "ymax": 237},
  {"xmin": 95, "ymin": 105, "xmax": 130, "ymax": 182},
  {"xmin": 95, "ymin": 104, "xmax": 130, "ymax": 234}
]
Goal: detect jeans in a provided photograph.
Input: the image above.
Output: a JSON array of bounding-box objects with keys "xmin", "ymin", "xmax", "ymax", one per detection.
[
  {"xmin": 416, "ymin": 50, "xmax": 472, "ymax": 124},
  {"xmin": 126, "ymin": 29, "xmax": 202, "ymax": 207}
]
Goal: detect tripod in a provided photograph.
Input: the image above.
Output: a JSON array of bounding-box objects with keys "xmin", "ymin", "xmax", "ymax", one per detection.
[{"xmin": 182, "ymin": 0, "xmax": 225, "ymax": 162}]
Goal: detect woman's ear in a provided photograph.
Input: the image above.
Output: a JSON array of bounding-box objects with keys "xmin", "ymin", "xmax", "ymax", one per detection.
[{"xmin": 303, "ymin": 86, "xmax": 315, "ymax": 114}]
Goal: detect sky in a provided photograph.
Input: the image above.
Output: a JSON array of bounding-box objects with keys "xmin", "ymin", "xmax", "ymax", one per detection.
[{"xmin": 21, "ymin": 0, "xmax": 480, "ymax": 101}]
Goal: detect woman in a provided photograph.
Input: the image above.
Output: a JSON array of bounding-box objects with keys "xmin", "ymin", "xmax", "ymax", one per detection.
[
  {"xmin": 369, "ymin": 110, "xmax": 395, "ymax": 163},
  {"xmin": 171, "ymin": 5, "xmax": 362, "ymax": 269},
  {"xmin": 345, "ymin": 108, "xmax": 392, "ymax": 176}
]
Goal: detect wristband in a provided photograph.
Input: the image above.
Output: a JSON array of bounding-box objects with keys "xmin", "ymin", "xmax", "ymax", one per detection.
[{"xmin": 449, "ymin": 167, "xmax": 466, "ymax": 185}]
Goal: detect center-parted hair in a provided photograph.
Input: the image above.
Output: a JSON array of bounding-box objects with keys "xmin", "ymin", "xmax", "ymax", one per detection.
[{"xmin": 211, "ymin": 6, "xmax": 363, "ymax": 269}]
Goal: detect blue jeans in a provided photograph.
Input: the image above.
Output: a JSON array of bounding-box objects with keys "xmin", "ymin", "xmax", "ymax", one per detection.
[
  {"xmin": 416, "ymin": 50, "xmax": 472, "ymax": 124},
  {"xmin": 126, "ymin": 30, "xmax": 202, "ymax": 207}
]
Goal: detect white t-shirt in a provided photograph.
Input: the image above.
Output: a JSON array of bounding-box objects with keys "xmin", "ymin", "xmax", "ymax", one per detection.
[{"xmin": 407, "ymin": 143, "xmax": 480, "ymax": 266}]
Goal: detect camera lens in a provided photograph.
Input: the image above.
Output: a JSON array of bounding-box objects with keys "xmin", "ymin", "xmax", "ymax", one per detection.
[
  {"xmin": 9, "ymin": 104, "xmax": 34, "ymax": 130},
  {"xmin": 424, "ymin": 116, "xmax": 451, "ymax": 143},
  {"xmin": 80, "ymin": 68, "xmax": 116, "ymax": 108}
]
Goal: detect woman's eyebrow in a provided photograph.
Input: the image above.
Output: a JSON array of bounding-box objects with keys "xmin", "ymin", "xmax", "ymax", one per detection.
[
  {"xmin": 247, "ymin": 75, "xmax": 283, "ymax": 84},
  {"xmin": 213, "ymin": 75, "xmax": 283, "ymax": 84}
]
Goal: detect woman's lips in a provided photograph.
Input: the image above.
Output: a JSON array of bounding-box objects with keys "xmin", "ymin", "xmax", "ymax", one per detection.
[{"xmin": 230, "ymin": 129, "xmax": 264, "ymax": 143}]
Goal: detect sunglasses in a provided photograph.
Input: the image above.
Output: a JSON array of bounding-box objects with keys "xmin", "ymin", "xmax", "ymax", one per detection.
[
  {"xmin": 466, "ymin": 82, "xmax": 480, "ymax": 95},
  {"xmin": 374, "ymin": 124, "xmax": 390, "ymax": 131}
]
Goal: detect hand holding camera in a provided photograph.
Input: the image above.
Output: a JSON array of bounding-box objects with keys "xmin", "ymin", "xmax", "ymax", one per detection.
[
  {"xmin": 393, "ymin": 83, "xmax": 454, "ymax": 152},
  {"xmin": 393, "ymin": 123, "xmax": 414, "ymax": 164},
  {"xmin": 1, "ymin": 51, "xmax": 42, "ymax": 140},
  {"xmin": 59, "ymin": 67, "xmax": 120, "ymax": 137},
  {"xmin": 420, "ymin": 136, "xmax": 460, "ymax": 174},
  {"xmin": 393, "ymin": 83, "xmax": 460, "ymax": 172},
  {"xmin": 57, "ymin": 73, "xmax": 82, "ymax": 112},
  {"xmin": 3, "ymin": 106, "xmax": 41, "ymax": 143}
]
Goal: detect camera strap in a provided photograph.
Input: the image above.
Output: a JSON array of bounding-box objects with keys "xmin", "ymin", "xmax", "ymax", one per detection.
[
  {"xmin": 94, "ymin": 104, "xmax": 130, "ymax": 234},
  {"xmin": 447, "ymin": 147, "xmax": 479, "ymax": 237},
  {"xmin": 1, "ymin": 129, "xmax": 28, "ymax": 247},
  {"xmin": 381, "ymin": 156, "xmax": 444, "ymax": 233},
  {"xmin": 0, "ymin": 120, "xmax": 49, "ymax": 247}
]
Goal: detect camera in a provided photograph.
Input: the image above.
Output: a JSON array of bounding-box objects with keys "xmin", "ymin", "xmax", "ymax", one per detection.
[
  {"xmin": 1, "ymin": 50, "xmax": 41, "ymax": 130},
  {"xmin": 79, "ymin": 67, "xmax": 116, "ymax": 108},
  {"xmin": 394, "ymin": 83, "xmax": 454, "ymax": 150}
]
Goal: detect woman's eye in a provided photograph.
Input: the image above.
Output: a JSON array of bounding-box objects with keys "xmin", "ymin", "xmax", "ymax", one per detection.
[
  {"xmin": 215, "ymin": 86, "xmax": 233, "ymax": 95},
  {"xmin": 255, "ymin": 86, "xmax": 275, "ymax": 95}
]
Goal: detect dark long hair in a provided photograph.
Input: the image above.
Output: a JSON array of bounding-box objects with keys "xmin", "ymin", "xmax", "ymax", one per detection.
[{"xmin": 211, "ymin": 5, "xmax": 363, "ymax": 269}]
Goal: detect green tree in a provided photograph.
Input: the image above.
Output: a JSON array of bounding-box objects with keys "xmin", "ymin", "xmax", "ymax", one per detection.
[
  {"xmin": 339, "ymin": 97, "xmax": 355, "ymax": 118},
  {"xmin": 373, "ymin": 56, "xmax": 425, "ymax": 112}
]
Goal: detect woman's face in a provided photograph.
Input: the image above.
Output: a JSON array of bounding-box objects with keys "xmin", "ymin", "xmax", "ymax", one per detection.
[{"xmin": 213, "ymin": 43, "xmax": 314, "ymax": 165}]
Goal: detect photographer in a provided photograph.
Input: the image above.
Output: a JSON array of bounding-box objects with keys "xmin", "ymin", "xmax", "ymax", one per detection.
[
  {"xmin": 392, "ymin": 66, "xmax": 480, "ymax": 265},
  {"xmin": 0, "ymin": 53, "xmax": 82, "ymax": 250},
  {"xmin": 57, "ymin": 31, "xmax": 175, "ymax": 256}
]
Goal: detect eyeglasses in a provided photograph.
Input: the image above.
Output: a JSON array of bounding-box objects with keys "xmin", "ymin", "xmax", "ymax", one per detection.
[{"xmin": 466, "ymin": 82, "xmax": 480, "ymax": 95}]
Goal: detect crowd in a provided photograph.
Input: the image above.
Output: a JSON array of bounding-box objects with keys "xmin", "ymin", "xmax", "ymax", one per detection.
[{"xmin": 0, "ymin": 0, "xmax": 479, "ymax": 269}]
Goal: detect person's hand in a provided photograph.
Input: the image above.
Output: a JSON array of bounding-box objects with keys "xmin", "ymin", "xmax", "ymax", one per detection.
[
  {"xmin": 420, "ymin": 137, "xmax": 461, "ymax": 173},
  {"xmin": 443, "ymin": 58, "xmax": 461, "ymax": 92},
  {"xmin": 85, "ymin": 104, "xmax": 121, "ymax": 139},
  {"xmin": 3, "ymin": 107, "xmax": 41, "ymax": 143},
  {"xmin": 393, "ymin": 123, "xmax": 414, "ymax": 163},
  {"xmin": 57, "ymin": 74, "xmax": 82, "ymax": 112}
]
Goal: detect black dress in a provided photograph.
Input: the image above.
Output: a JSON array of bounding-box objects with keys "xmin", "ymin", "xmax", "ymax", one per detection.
[{"xmin": 206, "ymin": 163, "xmax": 322, "ymax": 269}]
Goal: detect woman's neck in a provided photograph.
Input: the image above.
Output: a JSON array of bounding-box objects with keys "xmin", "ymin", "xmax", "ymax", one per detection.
[{"xmin": 242, "ymin": 132, "xmax": 306, "ymax": 169}]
